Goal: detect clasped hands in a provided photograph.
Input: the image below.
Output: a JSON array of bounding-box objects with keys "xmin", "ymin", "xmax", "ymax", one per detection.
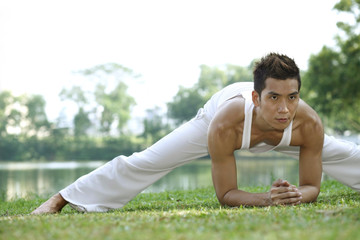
[{"xmin": 269, "ymin": 179, "xmax": 302, "ymax": 206}]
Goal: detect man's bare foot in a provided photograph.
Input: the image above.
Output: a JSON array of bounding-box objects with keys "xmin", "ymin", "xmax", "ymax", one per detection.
[{"xmin": 31, "ymin": 193, "xmax": 68, "ymax": 215}]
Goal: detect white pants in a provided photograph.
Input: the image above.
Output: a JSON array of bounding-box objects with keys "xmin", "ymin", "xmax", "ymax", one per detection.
[
  {"xmin": 60, "ymin": 109, "xmax": 360, "ymax": 212},
  {"xmin": 60, "ymin": 109, "xmax": 212, "ymax": 212},
  {"xmin": 275, "ymin": 136, "xmax": 360, "ymax": 193}
]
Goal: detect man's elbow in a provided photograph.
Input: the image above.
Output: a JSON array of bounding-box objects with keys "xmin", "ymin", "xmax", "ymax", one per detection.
[
  {"xmin": 299, "ymin": 185, "xmax": 320, "ymax": 203},
  {"xmin": 217, "ymin": 189, "xmax": 237, "ymax": 207},
  {"xmin": 216, "ymin": 193, "xmax": 228, "ymax": 206}
]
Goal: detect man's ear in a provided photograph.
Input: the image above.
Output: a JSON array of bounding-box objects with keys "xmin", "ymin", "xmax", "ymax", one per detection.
[{"xmin": 252, "ymin": 90, "xmax": 260, "ymax": 107}]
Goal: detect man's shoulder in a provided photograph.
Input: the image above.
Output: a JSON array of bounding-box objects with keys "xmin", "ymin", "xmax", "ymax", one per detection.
[
  {"xmin": 212, "ymin": 97, "xmax": 246, "ymax": 128},
  {"xmin": 209, "ymin": 96, "xmax": 246, "ymax": 150},
  {"xmin": 218, "ymin": 96, "xmax": 246, "ymax": 116},
  {"xmin": 293, "ymin": 99, "xmax": 324, "ymax": 142},
  {"xmin": 296, "ymin": 99, "xmax": 322, "ymax": 124}
]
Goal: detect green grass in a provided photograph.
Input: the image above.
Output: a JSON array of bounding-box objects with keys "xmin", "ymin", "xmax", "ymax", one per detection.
[{"xmin": 1, "ymin": 180, "xmax": 359, "ymax": 240}]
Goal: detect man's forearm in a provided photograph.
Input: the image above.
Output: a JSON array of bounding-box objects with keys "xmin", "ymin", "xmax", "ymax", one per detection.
[
  {"xmin": 220, "ymin": 181, "xmax": 306, "ymax": 207},
  {"xmin": 221, "ymin": 189, "xmax": 272, "ymax": 207}
]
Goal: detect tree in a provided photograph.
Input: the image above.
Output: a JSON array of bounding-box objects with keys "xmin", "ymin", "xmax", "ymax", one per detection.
[
  {"xmin": 302, "ymin": 0, "xmax": 360, "ymax": 133},
  {"xmin": 0, "ymin": 92, "xmax": 52, "ymax": 160},
  {"xmin": 94, "ymin": 81, "xmax": 135, "ymax": 135},
  {"xmin": 0, "ymin": 91, "xmax": 21, "ymax": 136},
  {"xmin": 0, "ymin": 92, "xmax": 49, "ymax": 137},
  {"xmin": 197, "ymin": 64, "xmax": 253, "ymax": 99},
  {"xmin": 59, "ymin": 86, "xmax": 92, "ymax": 137},
  {"xmin": 23, "ymin": 94, "xmax": 51, "ymax": 137},
  {"xmin": 73, "ymin": 107, "xmax": 91, "ymax": 137},
  {"xmin": 59, "ymin": 86, "xmax": 88, "ymax": 105},
  {"xmin": 60, "ymin": 63, "xmax": 136, "ymax": 136},
  {"xmin": 141, "ymin": 106, "xmax": 171, "ymax": 143},
  {"xmin": 167, "ymin": 64, "xmax": 253, "ymax": 126},
  {"xmin": 81, "ymin": 63, "xmax": 136, "ymax": 135},
  {"xmin": 167, "ymin": 87, "xmax": 205, "ymax": 125}
]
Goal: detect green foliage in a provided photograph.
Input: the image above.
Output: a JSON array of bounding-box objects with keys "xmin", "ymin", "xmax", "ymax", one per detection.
[
  {"xmin": 0, "ymin": 63, "xmax": 161, "ymax": 161},
  {"xmin": 59, "ymin": 86, "xmax": 88, "ymax": 106},
  {"xmin": 197, "ymin": 64, "xmax": 253, "ymax": 99},
  {"xmin": 0, "ymin": 92, "xmax": 51, "ymax": 137},
  {"xmin": 95, "ymin": 81, "xmax": 135, "ymax": 134},
  {"xmin": 60, "ymin": 63, "xmax": 136, "ymax": 136},
  {"xmin": 167, "ymin": 86, "xmax": 205, "ymax": 125},
  {"xmin": 0, "ymin": 135, "xmax": 25, "ymax": 160},
  {"xmin": 1, "ymin": 181, "xmax": 359, "ymax": 240},
  {"xmin": 79, "ymin": 63, "xmax": 134, "ymax": 77},
  {"xmin": 0, "ymin": 91, "xmax": 145, "ymax": 161},
  {"xmin": 23, "ymin": 95, "xmax": 51, "ymax": 136},
  {"xmin": 0, "ymin": 91, "xmax": 19, "ymax": 136},
  {"xmin": 302, "ymin": 0, "xmax": 360, "ymax": 133},
  {"xmin": 0, "ymin": 134, "xmax": 144, "ymax": 161},
  {"xmin": 73, "ymin": 108, "xmax": 91, "ymax": 138},
  {"xmin": 167, "ymin": 64, "xmax": 253, "ymax": 126},
  {"xmin": 140, "ymin": 107, "xmax": 171, "ymax": 144}
]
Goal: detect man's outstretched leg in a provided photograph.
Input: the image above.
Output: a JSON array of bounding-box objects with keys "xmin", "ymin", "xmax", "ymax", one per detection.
[
  {"xmin": 276, "ymin": 135, "xmax": 360, "ymax": 192},
  {"xmin": 31, "ymin": 108, "xmax": 211, "ymax": 213},
  {"xmin": 31, "ymin": 193, "xmax": 68, "ymax": 215}
]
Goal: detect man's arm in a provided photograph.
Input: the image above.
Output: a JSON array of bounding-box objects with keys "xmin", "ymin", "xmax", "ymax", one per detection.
[
  {"xmin": 209, "ymin": 135, "xmax": 273, "ymax": 206},
  {"xmin": 296, "ymin": 104, "xmax": 324, "ymax": 203},
  {"xmin": 208, "ymin": 99, "xmax": 302, "ymax": 207}
]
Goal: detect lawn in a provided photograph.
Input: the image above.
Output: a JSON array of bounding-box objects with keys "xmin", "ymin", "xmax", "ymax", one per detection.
[{"xmin": 0, "ymin": 180, "xmax": 359, "ymax": 240}]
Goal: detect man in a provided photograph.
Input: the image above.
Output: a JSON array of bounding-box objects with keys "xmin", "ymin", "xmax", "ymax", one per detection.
[{"xmin": 32, "ymin": 53, "xmax": 360, "ymax": 214}]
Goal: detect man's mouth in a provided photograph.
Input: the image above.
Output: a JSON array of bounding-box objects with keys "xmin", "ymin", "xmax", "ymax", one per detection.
[{"xmin": 276, "ymin": 118, "xmax": 288, "ymax": 123}]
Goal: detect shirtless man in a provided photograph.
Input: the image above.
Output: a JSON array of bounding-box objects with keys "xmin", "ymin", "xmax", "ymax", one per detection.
[{"xmin": 31, "ymin": 53, "xmax": 359, "ymax": 214}]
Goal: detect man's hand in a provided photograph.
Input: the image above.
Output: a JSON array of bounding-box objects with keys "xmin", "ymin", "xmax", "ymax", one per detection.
[{"xmin": 269, "ymin": 179, "xmax": 302, "ymax": 206}]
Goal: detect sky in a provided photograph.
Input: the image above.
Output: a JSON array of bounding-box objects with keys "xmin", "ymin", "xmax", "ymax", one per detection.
[{"xmin": 0, "ymin": 0, "xmax": 344, "ymax": 127}]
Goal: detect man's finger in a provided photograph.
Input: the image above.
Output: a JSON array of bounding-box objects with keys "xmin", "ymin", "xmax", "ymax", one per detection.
[
  {"xmin": 271, "ymin": 193, "xmax": 303, "ymax": 206},
  {"xmin": 272, "ymin": 179, "xmax": 289, "ymax": 187},
  {"xmin": 270, "ymin": 189, "xmax": 302, "ymax": 205},
  {"xmin": 271, "ymin": 186, "xmax": 299, "ymax": 195}
]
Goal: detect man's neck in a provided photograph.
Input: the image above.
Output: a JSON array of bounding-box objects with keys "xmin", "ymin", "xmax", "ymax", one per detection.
[{"xmin": 252, "ymin": 106, "xmax": 284, "ymax": 133}]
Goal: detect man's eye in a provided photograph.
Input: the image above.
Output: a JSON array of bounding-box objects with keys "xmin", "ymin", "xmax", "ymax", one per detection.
[
  {"xmin": 289, "ymin": 95, "xmax": 297, "ymax": 100},
  {"xmin": 271, "ymin": 95, "xmax": 277, "ymax": 100}
]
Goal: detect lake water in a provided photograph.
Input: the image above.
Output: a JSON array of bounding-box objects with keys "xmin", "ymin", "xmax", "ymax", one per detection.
[{"xmin": 0, "ymin": 153, "xmax": 300, "ymax": 201}]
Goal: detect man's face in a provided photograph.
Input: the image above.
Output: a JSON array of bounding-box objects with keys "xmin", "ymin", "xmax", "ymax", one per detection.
[{"xmin": 252, "ymin": 77, "xmax": 300, "ymax": 130}]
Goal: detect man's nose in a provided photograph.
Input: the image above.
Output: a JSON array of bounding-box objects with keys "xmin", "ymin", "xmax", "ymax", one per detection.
[{"xmin": 278, "ymin": 101, "xmax": 289, "ymax": 113}]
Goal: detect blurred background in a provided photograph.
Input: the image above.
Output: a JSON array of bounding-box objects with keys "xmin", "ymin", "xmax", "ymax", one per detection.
[{"xmin": 0, "ymin": 0, "xmax": 359, "ymax": 199}]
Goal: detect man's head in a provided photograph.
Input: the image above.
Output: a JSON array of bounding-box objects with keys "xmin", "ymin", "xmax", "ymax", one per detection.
[{"xmin": 253, "ymin": 53, "xmax": 301, "ymax": 96}]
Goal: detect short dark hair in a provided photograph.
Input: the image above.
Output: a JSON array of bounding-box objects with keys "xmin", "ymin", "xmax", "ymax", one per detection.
[{"xmin": 253, "ymin": 53, "xmax": 301, "ymax": 96}]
